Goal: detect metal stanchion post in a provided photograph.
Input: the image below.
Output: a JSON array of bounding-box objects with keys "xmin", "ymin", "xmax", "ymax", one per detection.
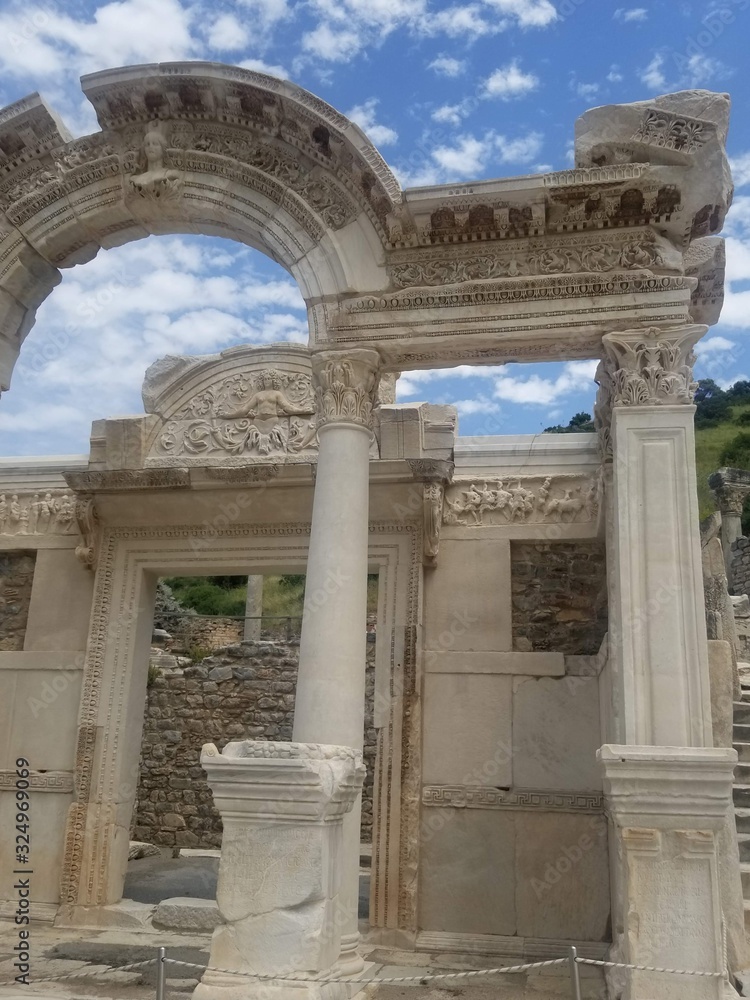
[
  {"xmin": 568, "ymin": 946, "xmax": 582, "ymax": 1000},
  {"xmin": 156, "ymin": 946, "xmax": 166, "ymax": 1000}
]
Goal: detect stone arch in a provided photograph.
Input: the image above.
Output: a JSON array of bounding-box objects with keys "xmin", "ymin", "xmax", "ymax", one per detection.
[{"xmin": 0, "ymin": 61, "xmax": 400, "ymax": 392}]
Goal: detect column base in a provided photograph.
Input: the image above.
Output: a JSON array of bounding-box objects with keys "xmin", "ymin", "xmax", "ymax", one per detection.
[{"xmin": 333, "ymin": 931, "xmax": 365, "ymax": 976}]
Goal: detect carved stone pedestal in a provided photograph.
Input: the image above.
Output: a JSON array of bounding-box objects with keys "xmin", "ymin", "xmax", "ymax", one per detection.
[
  {"xmin": 193, "ymin": 741, "xmax": 365, "ymax": 1000},
  {"xmin": 599, "ymin": 745, "xmax": 738, "ymax": 1000}
]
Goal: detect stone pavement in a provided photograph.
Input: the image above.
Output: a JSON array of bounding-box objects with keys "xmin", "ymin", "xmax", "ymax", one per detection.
[{"xmin": 0, "ymin": 850, "xmax": 606, "ymax": 999}]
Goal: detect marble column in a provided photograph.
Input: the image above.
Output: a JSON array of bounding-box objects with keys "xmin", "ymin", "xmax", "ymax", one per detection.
[
  {"xmin": 293, "ymin": 348, "xmax": 380, "ymax": 974},
  {"xmin": 243, "ymin": 575, "xmax": 263, "ymax": 641},
  {"xmin": 195, "ymin": 740, "xmax": 365, "ymax": 1000},
  {"xmin": 596, "ymin": 325, "xmax": 713, "ymax": 747},
  {"xmin": 708, "ymin": 468, "xmax": 750, "ymax": 588}
]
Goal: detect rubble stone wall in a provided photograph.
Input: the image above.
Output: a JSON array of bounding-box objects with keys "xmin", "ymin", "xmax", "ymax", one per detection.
[
  {"xmin": 0, "ymin": 551, "xmax": 36, "ymax": 651},
  {"xmin": 511, "ymin": 541, "xmax": 608, "ymax": 655},
  {"xmin": 133, "ymin": 638, "xmax": 376, "ymax": 847},
  {"xmin": 732, "ymin": 537, "xmax": 750, "ymax": 597}
]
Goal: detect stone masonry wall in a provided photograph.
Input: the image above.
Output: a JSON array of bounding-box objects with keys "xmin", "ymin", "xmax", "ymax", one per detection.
[
  {"xmin": 0, "ymin": 551, "xmax": 36, "ymax": 651},
  {"xmin": 511, "ymin": 541, "xmax": 607, "ymax": 655},
  {"xmin": 731, "ymin": 537, "xmax": 750, "ymax": 597},
  {"xmin": 133, "ymin": 638, "xmax": 377, "ymax": 848}
]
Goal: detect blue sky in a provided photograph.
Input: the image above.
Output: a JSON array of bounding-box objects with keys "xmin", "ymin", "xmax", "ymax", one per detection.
[{"xmin": 0, "ymin": 0, "xmax": 749, "ymax": 456}]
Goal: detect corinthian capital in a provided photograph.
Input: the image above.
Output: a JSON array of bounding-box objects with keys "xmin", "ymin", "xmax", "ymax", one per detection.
[
  {"xmin": 601, "ymin": 325, "xmax": 707, "ymax": 407},
  {"xmin": 312, "ymin": 349, "xmax": 381, "ymax": 431}
]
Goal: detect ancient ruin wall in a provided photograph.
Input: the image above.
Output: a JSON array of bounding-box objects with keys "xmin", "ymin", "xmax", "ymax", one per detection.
[
  {"xmin": 0, "ymin": 551, "xmax": 36, "ymax": 650},
  {"xmin": 133, "ymin": 638, "xmax": 377, "ymax": 847},
  {"xmin": 511, "ymin": 541, "xmax": 607, "ymax": 655}
]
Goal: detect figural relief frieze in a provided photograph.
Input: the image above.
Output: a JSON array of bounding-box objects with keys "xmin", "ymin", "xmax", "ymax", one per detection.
[
  {"xmin": 0, "ymin": 491, "xmax": 78, "ymax": 536},
  {"xmin": 443, "ymin": 475, "xmax": 600, "ymax": 526},
  {"xmin": 151, "ymin": 369, "xmax": 318, "ymax": 464}
]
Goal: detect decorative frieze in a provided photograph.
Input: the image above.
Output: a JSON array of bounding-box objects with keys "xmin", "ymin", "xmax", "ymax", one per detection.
[
  {"xmin": 422, "ymin": 785, "xmax": 604, "ymax": 813},
  {"xmin": 150, "ymin": 368, "xmax": 317, "ymax": 463},
  {"xmin": 601, "ymin": 325, "xmax": 705, "ymax": 406},
  {"xmin": 0, "ymin": 770, "xmax": 73, "ymax": 793},
  {"xmin": 0, "ymin": 491, "xmax": 78, "ymax": 536},
  {"xmin": 64, "ymin": 469, "xmax": 190, "ymax": 491},
  {"xmin": 443, "ymin": 475, "xmax": 599, "ymax": 527},
  {"xmin": 312, "ymin": 349, "xmax": 380, "ymax": 430}
]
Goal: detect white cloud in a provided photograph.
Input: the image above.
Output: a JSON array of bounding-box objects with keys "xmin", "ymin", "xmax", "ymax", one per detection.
[
  {"xmin": 694, "ymin": 336, "xmax": 736, "ymax": 356},
  {"xmin": 345, "ymin": 98, "xmax": 399, "ymax": 145},
  {"xmin": 482, "ymin": 0, "xmax": 557, "ymax": 27},
  {"xmin": 2, "ymin": 236, "xmax": 309, "ymax": 455},
  {"xmin": 300, "ymin": 23, "xmax": 364, "ymax": 61},
  {"xmin": 205, "ymin": 13, "xmax": 249, "ymax": 50},
  {"xmin": 239, "ymin": 58, "xmax": 290, "ymax": 79},
  {"xmin": 574, "ymin": 81, "xmax": 600, "ymax": 100},
  {"xmin": 730, "ymin": 153, "xmax": 750, "ymax": 188},
  {"xmin": 428, "ymin": 54, "xmax": 466, "ymax": 76},
  {"xmin": 482, "ymin": 60, "xmax": 539, "ymax": 100},
  {"xmin": 424, "ymin": 4, "xmax": 495, "ymax": 38},
  {"xmin": 453, "ymin": 397, "xmax": 502, "ymax": 416},
  {"xmin": 607, "ymin": 66, "xmax": 624, "ymax": 83},
  {"xmin": 496, "ymin": 131, "xmax": 544, "ymax": 164},
  {"xmin": 237, "ymin": 0, "xmax": 291, "ymax": 30},
  {"xmin": 432, "ymin": 103, "xmax": 469, "ymax": 125},
  {"xmin": 432, "ymin": 134, "xmax": 489, "ymax": 175},
  {"xmin": 614, "ymin": 7, "xmax": 648, "ymax": 22},
  {"xmin": 640, "ymin": 54, "xmax": 667, "ymax": 91},
  {"xmin": 681, "ymin": 52, "xmax": 722, "ymax": 87},
  {"xmin": 493, "ymin": 360, "xmax": 599, "ymax": 405}
]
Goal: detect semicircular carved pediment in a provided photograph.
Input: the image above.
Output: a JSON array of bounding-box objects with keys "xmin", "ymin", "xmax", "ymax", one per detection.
[
  {"xmin": 0, "ymin": 65, "xmax": 400, "ymax": 285},
  {"xmin": 142, "ymin": 343, "xmax": 319, "ymax": 468}
]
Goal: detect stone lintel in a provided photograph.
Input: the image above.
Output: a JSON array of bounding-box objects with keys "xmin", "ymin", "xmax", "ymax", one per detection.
[{"xmin": 709, "ymin": 467, "xmax": 750, "ymax": 515}]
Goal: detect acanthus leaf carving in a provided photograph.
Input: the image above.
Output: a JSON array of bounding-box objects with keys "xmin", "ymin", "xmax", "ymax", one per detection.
[
  {"xmin": 73, "ymin": 495, "xmax": 101, "ymax": 572},
  {"xmin": 312, "ymin": 350, "xmax": 380, "ymax": 431},
  {"xmin": 601, "ymin": 325, "xmax": 705, "ymax": 407},
  {"xmin": 631, "ymin": 109, "xmax": 714, "ymax": 154}
]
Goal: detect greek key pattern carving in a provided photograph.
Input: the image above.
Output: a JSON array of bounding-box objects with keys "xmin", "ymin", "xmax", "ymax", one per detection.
[
  {"xmin": 312, "ymin": 351, "xmax": 380, "ymax": 430},
  {"xmin": 422, "ymin": 786, "xmax": 604, "ymax": 812},
  {"xmin": 443, "ymin": 475, "xmax": 600, "ymax": 526},
  {"xmin": 632, "ymin": 109, "xmax": 713, "ymax": 154},
  {"xmin": 0, "ymin": 770, "xmax": 73, "ymax": 793}
]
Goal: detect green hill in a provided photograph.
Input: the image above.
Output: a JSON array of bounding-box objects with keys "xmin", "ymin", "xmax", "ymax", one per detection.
[{"xmin": 548, "ymin": 379, "xmax": 750, "ymax": 529}]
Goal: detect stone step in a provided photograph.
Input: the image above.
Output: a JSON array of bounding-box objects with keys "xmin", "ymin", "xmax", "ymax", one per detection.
[
  {"xmin": 741, "ymin": 863, "xmax": 750, "ymax": 897},
  {"xmin": 734, "ymin": 723, "xmax": 750, "ymax": 742},
  {"xmin": 734, "ymin": 742, "xmax": 750, "ymax": 763},
  {"xmin": 733, "ymin": 785, "xmax": 750, "ymax": 809},
  {"xmin": 738, "ymin": 835, "xmax": 750, "ymax": 864},
  {"xmin": 736, "ymin": 762, "xmax": 750, "ymax": 784},
  {"xmin": 735, "ymin": 809, "xmax": 750, "ymax": 834},
  {"xmin": 735, "ymin": 702, "xmax": 750, "ymax": 725}
]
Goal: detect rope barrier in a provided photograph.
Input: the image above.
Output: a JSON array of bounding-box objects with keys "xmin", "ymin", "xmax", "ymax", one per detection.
[{"xmin": 0, "ymin": 957, "xmax": 156, "ymax": 987}]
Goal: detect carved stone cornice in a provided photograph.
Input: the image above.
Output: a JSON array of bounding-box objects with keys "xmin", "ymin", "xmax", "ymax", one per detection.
[
  {"xmin": 406, "ymin": 459, "xmax": 454, "ymax": 483},
  {"xmin": 708, "ymin": 468, "xmax": 750, "ymax": 516},
  {"xmin": 311, "ymin": 349, "xmax": 381, "ymax": 431},
  {"xmin": 594, "ymin": 358, "xmax": 615, "ymax": 463},
  {"xmin": 601, "ymin": 324, "xmax": 706, "ymax": 407},
  {"xmin": 64, "ymin": 469, "xmax": 190, "ymax": 492}
]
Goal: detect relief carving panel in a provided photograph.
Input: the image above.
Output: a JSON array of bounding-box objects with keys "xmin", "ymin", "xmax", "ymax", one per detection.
[{"xmin": 443, "ymin": 475, "xmax": 600, "ymax": 527}]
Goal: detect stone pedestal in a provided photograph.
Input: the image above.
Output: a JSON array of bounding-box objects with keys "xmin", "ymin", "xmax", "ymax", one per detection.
[
  {"xmin": 599, "ymin": 745, "xmax": 737, "ymax": 1000},
  {"xmin": 194, "ymin": 740, "xmax": 365, "ymax": 1000},
  {"xmin": 293, "ymin": 349, "xmax": 380, "ymax": 972}
]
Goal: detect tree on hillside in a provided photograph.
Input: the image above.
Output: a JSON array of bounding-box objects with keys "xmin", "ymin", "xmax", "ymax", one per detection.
[
  {"xmin": 544, "ymin": 411, "xmax": 595, "ymax": 434},
  {"xmin": 694, "ymin": 379, "xmax": 732, "ymax": 428}
]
